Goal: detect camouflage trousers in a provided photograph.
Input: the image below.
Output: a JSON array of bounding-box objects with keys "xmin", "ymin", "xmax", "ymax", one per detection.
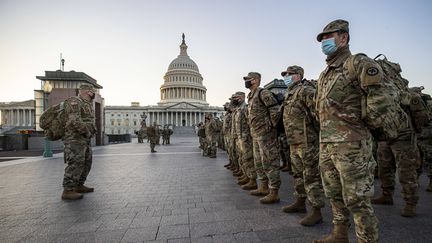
[
  {"xmin": 279, "ymin": 135, "xmax": 291, "ymax": 168},
  {"xmin": 149, "ymin": 136, "xmax": 158, "ymax": 151},
  {"xmin": 418, "ymin": 139, "xmax": 432, "ymax": 178},
  {"xmin": 252, "ymin": 130, "xmax": 281, "ymax": 189},
  {"xmin": 206, "ymin": 135, "xmax": 218, "ymax": 157},
  {"xmin": 319, "ymin": 139, "xmax": 378, "ymax": 242},
  {"xmin": 63, "ymin": 139, "xmax": 93, "ymax": 190},
  {"xmin": 377, "ymin": 138, "xmax": 420, "ymax": 204},
  {"xmin": 290, "ymin": 143, "xmax": 325, "ymax": 208},
  {"xmin": 237, "ymin": 137, "xmax": 257, "ymax": 180},
  {"xmin": 228, "ymin": 137, "xmax": 239, "ymax": 168}
]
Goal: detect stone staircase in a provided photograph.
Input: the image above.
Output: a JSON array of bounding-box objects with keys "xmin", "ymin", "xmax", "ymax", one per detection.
[{"xmin": 172, "ymin": 126, "xmax": 196, "ymax": 137}]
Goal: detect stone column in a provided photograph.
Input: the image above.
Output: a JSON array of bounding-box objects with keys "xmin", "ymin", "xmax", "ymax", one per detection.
[{"xmin": 180, "ymin": 111, "xmax": 183, "ymax": 126}]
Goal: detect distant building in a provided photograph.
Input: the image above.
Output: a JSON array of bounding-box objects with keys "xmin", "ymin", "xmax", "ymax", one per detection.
[
  {"xmin": 264, "ymin": 78, "xmax": 287, "ymax": 95},
  {"xmin": 35, "ymin": 70, "xmax": 105, "ymax": 145},
  {"xmin": 0, "ymin": 100, "xmax": 35, "ymax": 128},
  {"xmin": 105, "ymin": 34, "xmax": 223, "ymax": 136}
]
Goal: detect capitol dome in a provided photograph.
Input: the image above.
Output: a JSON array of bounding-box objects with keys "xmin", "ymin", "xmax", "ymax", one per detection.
[{"xmin": 158, "ymin": 34, "xmax": 208, "ymax": 106}]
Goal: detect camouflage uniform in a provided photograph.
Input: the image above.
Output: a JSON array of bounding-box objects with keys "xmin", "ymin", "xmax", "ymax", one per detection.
[
  {"xmin": 205, "ymin": 113, "xmax": 219, "ymax": 158},
  {"xmin": 247, "ymin": 86, "xmax": 281, "ymax": 189},
  {"xmin": 282, "ymin": 76, "xmax": 324, "ymax": 210},
  {"xmin": 313, "ymin": 19, "xmax": 404, "ymax": 242},
  {"xmin": 147, "ymin": 123, "xmax": 158, "ymax": 152},
  {"xmin": 62, "ymin": 86, "xmax": 96, "ymax": 192},
  {"xmin": 232, "ymin": 99, "xmax": 256, "ymax": 181},
  {"xmin": 222, "ymin": 108, "xmax": 233, "ymax": 162},
  {"xmin": 197, "ymin": 123, "xmax": 207, "ymax": 155}
]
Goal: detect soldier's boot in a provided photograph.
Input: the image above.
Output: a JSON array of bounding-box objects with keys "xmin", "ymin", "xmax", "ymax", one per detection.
[
  {"xmin": 401, "ymin": 203, "xmax": 417, "ymax": 217},
  {"xmin": 371, "ymin": 192, "xmax": 393, "ymax": 205},
  {"xmin": 259, "ymin": 188, "xmax": 280, "ymax": 204},
  {"xmin": 233, "ymin": 170, "xmax": 243, "ymax": 177},
  {"xmin": 426, "ymin": 178, "xmax": 432, "ymax": 192},
  {"xmin": 61, "ymin": 190, "xmax": 83, "ymax": 200},
  {"xmin": 250, "ymin": 180, "xmax": 269, "ymax": 196},
  {"xmin": 241, "ymin": 179, "xmax": 258, "ymax": 190},
  {"xmin": 282, "ymin": 197, "xmax": 307, "ymax": 213},
  {"xmin": 300, "ymin": 208, "xmax": 323, "ymax": 226},
  {"xmin": 224, "ymin": 162, "xmax": 232, "ymax": 168},
  {"xmin": 312, "ymin": 223, "xmax": 349, "ymax": 243},
  {"xmin": 237, "ymin": 175, "xmax": 249, "ymax": 185},
  {"xmin": 75, "ymin": 184, "xmax": 94, "ymax": 193}
]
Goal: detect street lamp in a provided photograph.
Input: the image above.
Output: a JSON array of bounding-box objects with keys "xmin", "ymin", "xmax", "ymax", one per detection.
[{"xmin": 43, "ymin": 81, "xmax": 53, "ymax": 157}]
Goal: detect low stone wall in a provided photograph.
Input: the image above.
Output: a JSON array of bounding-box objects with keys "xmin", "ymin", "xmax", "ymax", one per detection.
[{"xmin": 28, "ymin": 137, "xmax": 64, "ymax": 150}]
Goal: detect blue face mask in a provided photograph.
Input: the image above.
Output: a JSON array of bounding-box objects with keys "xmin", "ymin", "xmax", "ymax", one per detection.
[
  {"xmin": 283, "ymin": 75, "xmax": 293, "ymax": 86},
  {"xmin": 321, "ymin": 37, "xmax": 338, "ymax": 56}
]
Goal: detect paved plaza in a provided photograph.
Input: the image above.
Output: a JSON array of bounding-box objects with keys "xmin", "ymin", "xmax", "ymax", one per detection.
[{"xmin": 0, "ymin": 136, "xmax": 431, "ymax": 243}]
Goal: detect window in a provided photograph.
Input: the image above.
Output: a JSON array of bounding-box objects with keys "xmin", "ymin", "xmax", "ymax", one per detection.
[
  {"xmin": 111, "ymin": 114, "xmax": 114, "ymax": 116},
  {"xmin": 111, "ymin": 120, "xmax": 114, "ymax": 126},
  {"xmin": 134, "ymin": 121, "xmax": 137, "ymax": 126},
  {"xmin": 126, "ymin": 114, "xmax": 129, "ymax": 117}
]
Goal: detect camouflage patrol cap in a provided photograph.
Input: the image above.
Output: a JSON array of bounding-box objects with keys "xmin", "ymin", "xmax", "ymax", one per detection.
[
  {"xmin": 232, "ymin": 91, "xmax": 245, "ymax": 98},
  {"xmin": 79, "ymin": 84, "xmax": 96, "ymax": 92},
  {"xmin": 243, "ymin": 72, "xmax": 261, "ymax": 81},
  {"xmin": 317, "ymin": 19, "xmax": 349, "ymax": 42},
  {"xmin": 281, "ymin": 65, "xmax": 304, "ymax": 78}
]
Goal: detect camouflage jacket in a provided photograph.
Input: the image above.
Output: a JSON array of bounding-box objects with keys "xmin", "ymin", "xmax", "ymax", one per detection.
[
  {"xmin": 63, "ymin": 96, "xmax": 96, "ymax": 141},
  {"xmin": 205, "ymin": 118, "xmax": 219, "ymax": 137},
  {"xmin": 283, "ymin": 79, "xmax": 319, "ymax": 145},
  {"xmin": 247, "ymin": 87, "xmax": 280, "ymax": 137},
  {"xmin": 222, "ymin": 112, "xmax": 232, "ymax": 136},
  {"xmin": 232, "ymin": 102, "xmax": 252, "ymax": 141},
  {"xmin": 316, "ymin": 46, "xmax": 396, "ymax": 142},
  {"xmin": 146, "ymin": 125, "xmax": 157, "ymax": 138}
]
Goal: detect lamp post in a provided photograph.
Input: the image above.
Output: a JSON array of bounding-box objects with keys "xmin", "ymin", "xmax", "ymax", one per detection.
[{"xmin": 43, "ymin": 81, "xmax": 53, "ymax": 157}]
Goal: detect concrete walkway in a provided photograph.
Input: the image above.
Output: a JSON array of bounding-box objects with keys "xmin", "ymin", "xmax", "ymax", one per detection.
[{"xmin": 0, "ymin": 136, "xmax": 431, "ymax": 243}]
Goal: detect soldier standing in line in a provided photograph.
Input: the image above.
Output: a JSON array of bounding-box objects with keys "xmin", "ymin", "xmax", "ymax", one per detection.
[
  {"xmin": 371, "ymin": 82, "xmax": 424, "ymax": 217},
  {"xmin": 231, "ymin": 91, "xmax": 258, "ymax": 190},
  {"xmin": 156, "ymin": 125, "xmax": 161, "ymax": 145},
  {"xmin": 244, "ymin": 72, "xmax": 281, "ymax": 204},
  {"xmin": 204, "ymin": 113, "xmax": 219, "ymax": 158},
  {"xmin": 313, "ymin": 19, "xmax": 400, "ymax": 243},
  {"xmin": 147, "ymin": 122, "xmax": 158, "ymax": 153},
  {"xmin": 222, "ymin": 102, "xmax": 233, "ymax": 168},
  {"xmin": 61, "ymin": 84, "xmax": 97, "ymax": 200},
  {"xmin": 279, "ymin": 65, "xmax": 325, "ymax": 226},
  {"xmin": 197, "ymin": 122, "xmax": 207, "ymax": 155}
]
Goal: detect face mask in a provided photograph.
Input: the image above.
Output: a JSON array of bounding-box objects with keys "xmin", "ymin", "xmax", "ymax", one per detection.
[
  {"xmin": 283, "ymin": 75, "xmax": 293, "ymax": 86},
  {"xmin": 89, "ymin": 92, "xmax": 96, "ymax": 100},
  {"xmin": 245, "ymin": 80, "xmax": 252, "ymax": 89},
  {"xmin": 321, "ymin": 37, "xmax": 338, "ymax": 55},
  {"xmin": 232, "ymin": 100, "xmax": 240, "ymax": 106}
]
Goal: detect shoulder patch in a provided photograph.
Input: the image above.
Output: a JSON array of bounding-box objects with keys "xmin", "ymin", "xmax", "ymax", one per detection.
[{"xmin": 367, "ymin": 67, "xmax": 379, "ymax": 76}]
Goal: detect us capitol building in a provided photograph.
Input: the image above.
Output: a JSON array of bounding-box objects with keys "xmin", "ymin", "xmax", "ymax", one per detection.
[{"xmin": 105, "ymin": 34, "xmax": 224, "ymax": 135}]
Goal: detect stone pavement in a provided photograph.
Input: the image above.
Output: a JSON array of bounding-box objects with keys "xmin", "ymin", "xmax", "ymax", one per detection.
[{"xmin": 0, "ymin": 136, "xmax": 431, "ymax": 243}]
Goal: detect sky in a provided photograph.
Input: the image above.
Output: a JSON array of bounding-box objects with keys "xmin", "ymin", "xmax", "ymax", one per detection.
[{"xmin": 1, "ymin": 0, "xmax": 431, "ymax": 107}]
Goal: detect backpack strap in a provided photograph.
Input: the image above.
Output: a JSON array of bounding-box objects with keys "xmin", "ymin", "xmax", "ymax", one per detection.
[{"xmin": 345, "ymin": 54, "xmax": 367, "ymax": 120}]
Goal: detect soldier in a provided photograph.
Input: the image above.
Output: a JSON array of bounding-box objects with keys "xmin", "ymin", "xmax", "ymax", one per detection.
[
  {"xmin": 204, "ymin": 113, "xmax": 219, "ymax": 158},
  {"xmin": 147, "ymin": 122, "xmax": 158, "ymax": 153},
  {"xmin": 197, "ymin": 122, "xmax": 207, "ymax": 156},
  {"xmin": 61, "ymin": 84, "xmax": 97, "ymax": 201},
  {"xmin": 231, "ymin": 91, "xmax": 258, "ymax": 190},
  {"xmin": 280, "ymin": 65, "xmax": 325, "ymax": 226},
  {"xmin": 313, "ymin": 20, "xmax": 398, "ymax": 243},
  {"xmin": 167, "ymin": 126, "xmax": 173, "ymax": 144},
  {"xmin": 222, "ymin": 102, "xmax": 233, "ymax": 168},
  {"xmin": 162, "ymin": 125, "xmax": 169, "ymax": 145},
  {"xmin": 156, "ymin": 125, "xmax": 161, "ymax": 145},
  {"xmin": 244, "ymin": 72, "xmax": 281, "ymax": 204},
  {"xmin": 371, "ymin": 88, "xmax": 423, "ymax": 217}
]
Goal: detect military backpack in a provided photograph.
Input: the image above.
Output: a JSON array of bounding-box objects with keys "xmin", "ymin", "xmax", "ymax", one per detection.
[
  {"xmin": 39, "ymin": 102, "xmax": 66, "ymax": 141},
  {"xmin": 374, "ymin": 54, "xmax": 431, "ymax": 133}
]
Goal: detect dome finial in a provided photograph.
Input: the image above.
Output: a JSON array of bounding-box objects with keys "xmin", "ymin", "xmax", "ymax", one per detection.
[
  {"xmin": 182, "ymin": 33, "xmax": 185, "ymax": 44},
  {"xmin": 179, "ymin": 33, "xmax": 188, "ymax": 56}
]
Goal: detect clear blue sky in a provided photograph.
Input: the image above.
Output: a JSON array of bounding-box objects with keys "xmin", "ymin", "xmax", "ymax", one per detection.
[{"xmin": 1, "ymin": 0, "xmax": 431, "ymax": 106}]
